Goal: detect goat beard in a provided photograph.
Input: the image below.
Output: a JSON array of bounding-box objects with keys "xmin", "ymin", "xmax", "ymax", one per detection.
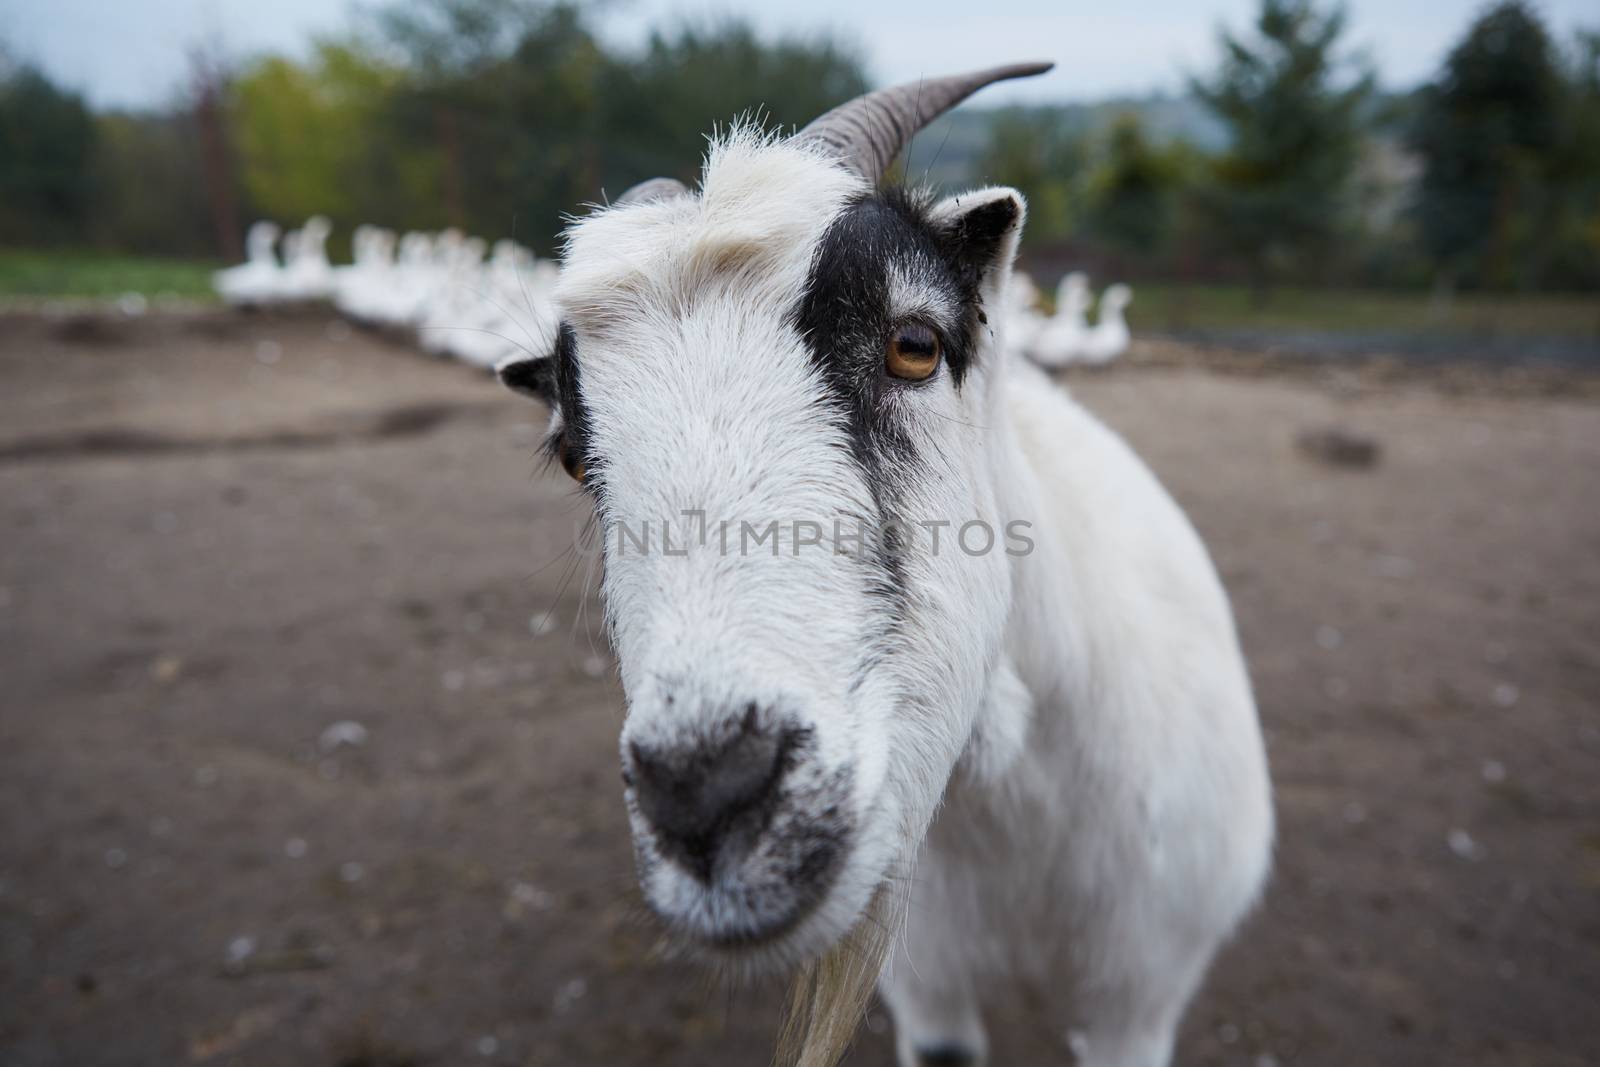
[{"xmin": 773, "ymin": 876, "xmax": 908, "ymax": 1067}]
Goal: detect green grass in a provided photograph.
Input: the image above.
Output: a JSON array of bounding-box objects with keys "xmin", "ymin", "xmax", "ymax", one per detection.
[
  {"xmin": 1, "ymin": 252, "xmax": 1593, "ymax": 344},
  {"xmin": 0, "ymin": 250, "xmax": 221, "ymax": 301},
  {"xmin": 1124, "ymin": 284, "xmax": 1600, "ymax": 341}
]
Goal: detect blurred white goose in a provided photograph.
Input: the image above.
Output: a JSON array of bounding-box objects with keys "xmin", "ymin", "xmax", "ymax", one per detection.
[
  {"xmin": 1029, "ymin": 270, "xmax": 1091, "ymax": 367},
  {"xmin": 334, "ymin": 225, "xmax": 381, "ymax": 321},
  {"xmin": 278, "ymin": 216, "xmax": 335, "ymax": 302},
  {"xmin": 1080, "ymin": 283, "xmax": 1133, "ymax": 365},
  {"xmin": 416, "ymin": 229, "xmax": 468, "ymax": 355},
  {"xmin": 485, "ymin": 240, "xmax": 535, "ymax": 314},
  {"xmin": 484, "ymin": 239, "xmax": 559, "ymax": 353},
  {"xmin": 373, "ymin": 231, "xmax": 437, "ymax": 327},
  {"xmin": 335, "ymin": 225, "xmax": 398, "ymax": 325},
  {"xmin": 420, "ymin": 233, "xmax": 522, "ymax": 367},
  {"xmin": 1003, "ymin": 270, "xmax": 1048, "ymax": 361},
  {"xmin": 364, "ymin": 228, "xmax": 400, "ymax": 315},
  {"xmin": 449, "ymin": 238, "xmax": 559, "ymax": 369},
  {"xmin": 479, "ymin": 240, "xmax": 520, "ymax": 318},
  {"xmin": 215, "ymin": 217, "xmax": 565, "ymax": 373},
  {"xmin": 213, "ymin": 221, "xmax": 283, "ymax": 306}
]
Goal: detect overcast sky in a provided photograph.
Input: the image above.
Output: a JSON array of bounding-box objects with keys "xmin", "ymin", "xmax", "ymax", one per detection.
[{"xmin": 4, "ymin": 0, "xmax": 1596, "ymax": 109}]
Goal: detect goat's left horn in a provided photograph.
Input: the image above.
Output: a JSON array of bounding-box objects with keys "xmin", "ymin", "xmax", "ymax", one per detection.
[
  {"xmin": 615, "ymin": 177, "xmax": 687, "ymax": 205},
  {"xmin": 792, "ymin": 61, "xmax": 1054, "ymax": 181}
]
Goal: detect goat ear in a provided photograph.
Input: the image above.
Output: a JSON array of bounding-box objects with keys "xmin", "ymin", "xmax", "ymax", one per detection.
[
  {"xmin": 496, "ymin": 354, "xmax": 558, "ymax": 405},
  {"xmin": 930, "ymin": 187, "xmax": 1026, "ymax": 287}
]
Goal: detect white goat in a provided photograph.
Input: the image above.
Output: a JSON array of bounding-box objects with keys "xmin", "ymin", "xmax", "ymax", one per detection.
[{"xmin": 496, "ymin": 63, "xmax": 1272, "ymax": 1067}]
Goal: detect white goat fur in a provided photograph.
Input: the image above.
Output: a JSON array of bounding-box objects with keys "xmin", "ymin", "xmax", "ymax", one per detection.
[{"xmin": 527, "ymin": 128, "xmax": 1273, "ymax": 1067}]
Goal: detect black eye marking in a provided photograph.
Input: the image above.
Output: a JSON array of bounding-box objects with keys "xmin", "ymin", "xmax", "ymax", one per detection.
[
  {"xmin": 552, "ymin": 323, "xmax": 585, "ymax": 435},
  {"xmin": 542, "ymin": 322, "xmax": 598, "ymax": 489},
  {"xmin": 791, "ymin": 188, "xmax": 978, "ymax": 484},
  {"xmin": 791, "ymin": 188, "xmax": 987, "ymax": 625}
]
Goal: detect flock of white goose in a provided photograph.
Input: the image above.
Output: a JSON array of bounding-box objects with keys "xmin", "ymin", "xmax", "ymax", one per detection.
[
  {"xmin": 213, "ymin": 217, "xmax": 1130, "ymax": 370},
  {"xmin": 214, "ymin": 217, "xmax": 560, "ymax": 370},
  {"xmin": 1005, "ymin": 269, "xmax": 1133, "ymax": 367}
]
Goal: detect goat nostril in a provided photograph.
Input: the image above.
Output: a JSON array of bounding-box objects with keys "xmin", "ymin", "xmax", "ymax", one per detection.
[{"xmin": 628, "ymin": 718, "xmax": 792, "ymax": 880}]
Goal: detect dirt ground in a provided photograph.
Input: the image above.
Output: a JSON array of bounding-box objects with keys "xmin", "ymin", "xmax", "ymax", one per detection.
[{"xmin": 1, "ymin": 309, "xmax": 1596, "ymax": 1067}]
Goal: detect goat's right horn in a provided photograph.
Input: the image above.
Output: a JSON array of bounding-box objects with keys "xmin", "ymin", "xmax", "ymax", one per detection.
[
  {"xmin": 615, "ymin": 177, "xmax": 688, "ymax": 205},
  {"xmin": 792, "ymin": 61, "xmax": 1053, "ymax": 181}
]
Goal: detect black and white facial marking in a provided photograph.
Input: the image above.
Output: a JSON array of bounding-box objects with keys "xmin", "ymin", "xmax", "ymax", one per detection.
[
  {"xmin": 500, "ymin": 322, "xmax": 591, "ymax": 481},
  {"xmin": 498, "ymin": 133, "xmax": 1026, "ymax": 965},
  {"xmin": 796, "ymin": 185, "xmax": 1019, "ymax": 409},
  {"xmin": 794, "ymin": 185, "xmax": 1022, "ymax": 583}
]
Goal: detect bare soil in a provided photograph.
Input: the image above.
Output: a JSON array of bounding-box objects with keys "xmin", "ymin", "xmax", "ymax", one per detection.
[{"xmin": 1, "ymin": 310, "xmax": 1597, "ymax": 1066}]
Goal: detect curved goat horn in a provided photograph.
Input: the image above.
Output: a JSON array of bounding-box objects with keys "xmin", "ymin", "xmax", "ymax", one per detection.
[
  {"xmin": 792, "ymin": 61, "xmax": 1053, "ymax": 181},
  {"xmin": 614, "ymin": 176, "xmax": 688, "ymax": 206}
]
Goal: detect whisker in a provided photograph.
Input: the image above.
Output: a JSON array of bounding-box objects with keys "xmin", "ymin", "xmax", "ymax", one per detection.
[
  {"xmin": 417, "ymin": 324, "xmax": 537, "ymax": 361},
  {"xmin": 523, "ymin": 540, "xmax": 575, "ymax": 581},
  {"xmin": 534, "ymin": 544, "xmax": 585, "ymax": 640},
  {"xmin": 926, "ymin": 408, "xmax": 990, "ymax": 432},
  {"xmin": 456, "ymin": 281, "xmax": 544, "ymax": 353},
  {"xmin": 510, "ymin": 212, "xmax": 549, "ymax": 334},
  {"xmin": 923, "ymin": 101, "xmax": 958, "ymax": 188}
]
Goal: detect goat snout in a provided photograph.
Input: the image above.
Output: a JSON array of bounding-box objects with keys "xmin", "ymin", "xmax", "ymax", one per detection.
[{"xmin": 627, "ymin": 710, "xmax": 795, "ymax": 882}]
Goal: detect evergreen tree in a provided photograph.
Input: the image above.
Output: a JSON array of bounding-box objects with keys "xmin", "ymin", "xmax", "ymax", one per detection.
[
  {"xmin": 1409, "ymin": 1, "xmax": 1565, "ymax": 289},
  {"xmin": 976, "ymin": 108, "xmax": 1087, "ymax": 242},
  {"xmin": 0, "ymin": 61, "xmax": 96, "ymax": 245},
  {"xmin": 1087, "ymin": 113, "xmax": 1193, "ymax": 256},
  {"xmin": 1548, "ymin": 31, "xmax": 1600, "ymax": 289},
  {"xmin": 1190, "ymin": 0, "xmax": 1373, "ymax": 299}
]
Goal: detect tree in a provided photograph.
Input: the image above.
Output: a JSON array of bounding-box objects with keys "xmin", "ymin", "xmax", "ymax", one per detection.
[
  {"xmin": 600, "ymin": 20, "xmax": 870, "ymax": 191},
  {"xmin": 365, "ymin": 1, "xmax": 869, "ymax": 250},
  {"xmin": 1536, "ymin": 28, "xmax": 1600, "ymax": 289},
  {"xmin": 0, "ymin": 62, "xmax": 96, "ymax": 246},
  {"xmin": 1190, "ymin": 0, "xmax": 1373, "ymax": 299},
  {"xmin": 373, "ymin": 0, "xmax": 555, "ymax": 80},
  {"xmin": 230, "ymin": 42, "xmax": 408, "ymax": 233},
  {"xmin": 1409, "ymin": 2, "xmax": 1566, "ymax": 290},
  {"xmin": 1547, "ymin": 30, "xmax": 1600, "ymax": 289},
  {"xmin": 365, "ymin": 0, "xmax": 608, "ymax": 241},
  {"xmin": 976, "ymin": 108, "xmax": 1087, "ymax": 242},
  {"xmin": 87, "ymin": 111, "xmax": 218, "ymax": 257},
  {"xmin": 1085, "ymin": 113, "xmax": 1194, "ymax": 257}
]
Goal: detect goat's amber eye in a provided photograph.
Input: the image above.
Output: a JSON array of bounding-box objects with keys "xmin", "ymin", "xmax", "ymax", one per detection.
[
  {"xmin": 559, "ymin": 437, "xmax": 586, "ymax": 483},
  {"xmin": 886, "ymin": 322, "xmax": 941, "ymax": 381}
]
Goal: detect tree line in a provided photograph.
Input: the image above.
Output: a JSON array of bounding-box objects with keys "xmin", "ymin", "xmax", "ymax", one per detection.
[
  {"xmin": 981, "ymin": 0, "xmax": 1599, "ymax": 294},
  {"xmin": 0, "ymin": 0, "xmax": 869, "ymax": 262},
  {"xmin": 1, "ymin": 0, "xmax": 1595, "ymax": 293}
]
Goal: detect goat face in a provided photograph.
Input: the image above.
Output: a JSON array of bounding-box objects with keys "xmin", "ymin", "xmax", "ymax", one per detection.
[{"xmin": 500, "ymin": 131, "xmax": 1029, "ymax": 964}]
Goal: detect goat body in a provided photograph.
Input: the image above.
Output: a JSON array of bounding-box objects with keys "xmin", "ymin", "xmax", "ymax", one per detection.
[
  {"xmin": 877, "ymin": 356, "xmax": 1272, "ymax": 1066},
  {"xmin": 497, "ymin": 69, "xmax": 1271, "ymax": 1067}
]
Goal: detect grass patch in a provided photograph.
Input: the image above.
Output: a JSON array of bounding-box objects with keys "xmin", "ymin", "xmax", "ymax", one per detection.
[
  {"xmin": 1124, "ymin": 284, "xmax": 1600, "ymax": 341},
  {"xmin": 0, "ymin": 250, "xmax": 221, "ymax": 300},
  {"xmin": 2, "ymin": 252, "xmax": 1594, "ymax": 344}
]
